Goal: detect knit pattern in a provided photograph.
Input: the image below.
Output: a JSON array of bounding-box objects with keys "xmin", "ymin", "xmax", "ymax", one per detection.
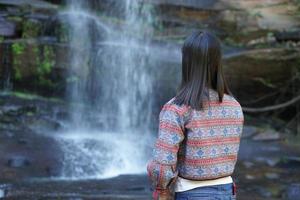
[{"xmin": 147, "ymin": 88, "xmax": 244, "ymax": 198}]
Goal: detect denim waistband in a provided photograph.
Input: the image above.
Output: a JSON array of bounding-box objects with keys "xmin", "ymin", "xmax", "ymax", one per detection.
[{"xmin": 177, "ymin": 183, "xmax": 233, "ymax": 195}]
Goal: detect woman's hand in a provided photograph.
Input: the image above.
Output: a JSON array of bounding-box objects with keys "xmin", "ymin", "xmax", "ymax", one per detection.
[
  {"xmin": 157, "ymin": 190, "xmax": 173, "ymax": 200},
  {"xmin": 159, "ymin": 196, "xmax": 173, "ymax": 200},
  {"xmin": 152, "ymin": 189, "xmax": 173, "ymax": 200}
]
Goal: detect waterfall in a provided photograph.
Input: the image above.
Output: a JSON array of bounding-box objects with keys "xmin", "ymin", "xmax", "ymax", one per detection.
[{"xmin": 56, "ymin": 0, "xmax": 155, "ymax": 179}]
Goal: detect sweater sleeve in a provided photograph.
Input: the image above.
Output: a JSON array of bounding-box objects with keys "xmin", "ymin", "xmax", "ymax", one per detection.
[{"xmin": 147, "ymin": 103, "xmax": 185, "ymax": 199}]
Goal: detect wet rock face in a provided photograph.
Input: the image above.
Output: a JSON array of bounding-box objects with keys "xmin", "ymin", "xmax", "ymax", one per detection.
[
  {"xmin": 0, "ymin": 0, "xmax": 58, "ymax": 10},
  {"xmin": 139, "ymin": 0, "xmax": 300, "ymax": 38},
  {"xmin": 0, "ymin": 0, "xmax": 299, "ymax": 100},
  {"xmin": 0, "ymin": 0, "xmax": 65, "ymax": 96},
  {"xmin": 0, "ymin": 0, "xmax": 57, "ymax": 38},
  {"xmin": 0, "ymin": 17, "xmax": 16, "ymax": 37},
  {"xmin": 0, "ymin": 94, "xmax": 65, "ymax": 181}
]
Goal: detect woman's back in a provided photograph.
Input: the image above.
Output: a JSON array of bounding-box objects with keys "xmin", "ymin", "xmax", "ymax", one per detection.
[{"xmin": 174, "ymin": 88, "xmax": 244, "ymax": 180}]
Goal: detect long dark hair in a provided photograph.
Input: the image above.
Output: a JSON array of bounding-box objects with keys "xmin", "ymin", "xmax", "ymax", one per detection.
[{"xmin": 174, "ymin": 30, "xmax": 231, "ymax": 110}]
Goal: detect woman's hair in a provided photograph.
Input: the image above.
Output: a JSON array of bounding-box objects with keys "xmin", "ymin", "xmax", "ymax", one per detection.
[{"xmin": 174, "ymin": 30, "xmax": 231, "ymax": 110}]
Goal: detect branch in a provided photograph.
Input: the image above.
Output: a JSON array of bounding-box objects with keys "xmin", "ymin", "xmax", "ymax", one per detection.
[
  {"xmin": 240, "ymin": 91, "xmax": 279, "ymax": 105},
  {"xmin": 242, "ymin": 94, "xmax": 300, "ymax": 113}
]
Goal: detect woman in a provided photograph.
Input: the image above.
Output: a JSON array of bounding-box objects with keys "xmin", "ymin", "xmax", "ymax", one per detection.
[{"xmin": 147, "ymin": 30, "xmax": 244, "ymax": 200}]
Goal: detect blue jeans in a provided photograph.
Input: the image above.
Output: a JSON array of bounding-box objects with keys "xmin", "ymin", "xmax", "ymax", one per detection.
[{"xmin": 175, "ymin": 183, "xmax": 236, "ymax": 200}]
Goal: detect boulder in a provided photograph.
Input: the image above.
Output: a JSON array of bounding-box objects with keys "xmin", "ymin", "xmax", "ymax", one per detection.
[
  {"xmin": 6, "ymin": 155, "xmax": 31, "ymax": 168},
  {"xmin": 285, "ymin": 183, "xmax": 300, "ymax": 200},
  {"xmin": 264, "ymin": 172, "xmax": 279, "ymax": 179},
  {"xmin": 252, "ymin": 129, "xmax": 281, "ymax": 141},
  {"xmin": 224, "ymin": 48, "xmax": 300, "ymax": 103}
]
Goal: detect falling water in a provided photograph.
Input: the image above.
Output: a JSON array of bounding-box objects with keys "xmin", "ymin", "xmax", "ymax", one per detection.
[{"xmin": 56, "ymin": 0, "xmax": 155, "ymax": 179}]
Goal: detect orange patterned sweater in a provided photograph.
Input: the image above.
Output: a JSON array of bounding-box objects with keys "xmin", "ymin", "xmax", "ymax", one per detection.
[{"xmin": 147, "ymin": 88, "xmax": 244, "ymax": 199}]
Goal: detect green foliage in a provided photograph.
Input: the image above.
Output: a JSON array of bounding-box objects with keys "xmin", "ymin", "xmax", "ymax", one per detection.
[
  {"xmin": 38, "ymin": 76, "xmax": 55, "ymax": 87},
  {"xmin": 11, "ymin": 41, "xmax": 57, "ymax": 90},
  {"xmin": 34, "ymin": 45, "xmax": 56, "ymax": 88},
  {"xmin": 66, "ymin": 76, "xmax": 79, "ymax": 83},
  {"xmin": 39, "ymin": 46, "xmax": 55, "ymax": 75},
  {"xmin": 252, "ymin": 77, "xmax": 276, "ymax": 89},
  {"xmin": 249, "ymin": 10, "xmax": 263, "ymax": 18},
  {"xmin": 223, "ymin": 37, "xmax": 243, "ymax": 47},
  {"xmin": 12, "ymin": 92, "xmax": 37, "ymax": 100},
  {"xmin": 98, "ymin": 13, "xmax": 122, "ymax": 25},
  {"xmin": 294, "ymin": 0, "xmax": 300, "ymax": 15},
  {"xmin": 7, "ymin": 16, "xmax": 23, "ymax": 22},
  {"xmin": 12, "ymin": 91, "xmax": 64, "ymax": 103},
  {"xmin": 14, "ymin": 68, "xmax": 22, "ymax": 80},
  {"xmin": 296, "ymin": 0, "xmax": 300, "ymax": 7},
  {"xmin": 58, "ymin": 24, "xmax": 69, "ymax": 42},
  {"xmin": 12, "ymin": 43, "xmax": 25, "ymax": 55},
  {"xmin": 22, "ymin": 20, "xmax": 41, "ymax": 38},
  {"xmin": 12, "ymin": 43, "xmax": 26, "ymax": 80},
  {"xmin": 267, "ymin": 32, "xmax": 274, "ymax": 38},
  {"xmin": 26, "ymin": 111, "xmax": 34, "ymax": 116}
]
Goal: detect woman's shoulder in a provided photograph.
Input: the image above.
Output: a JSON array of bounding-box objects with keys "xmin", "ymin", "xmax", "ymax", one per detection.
[
  {"xmin": 161, "ymin": 97, "xmax": 190, "ymax": 116},
  {"xmin": 222, "ymin": 93, "xmax": 244, "ymax": 119}
]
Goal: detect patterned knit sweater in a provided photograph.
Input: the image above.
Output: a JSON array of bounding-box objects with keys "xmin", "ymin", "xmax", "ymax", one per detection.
[{"xmin": 147, "ymin": 88, "xmax": 244, "ymax": 199}]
